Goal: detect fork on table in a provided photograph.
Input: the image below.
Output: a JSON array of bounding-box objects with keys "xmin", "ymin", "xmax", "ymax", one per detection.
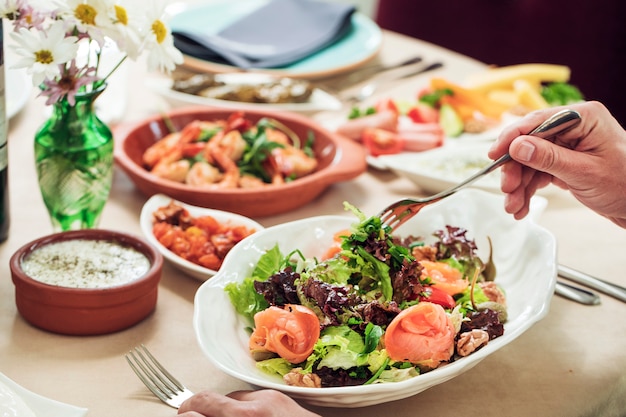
[{"xmin": 125, "ymin": 345, "xmax": 194, "ymax": 409}]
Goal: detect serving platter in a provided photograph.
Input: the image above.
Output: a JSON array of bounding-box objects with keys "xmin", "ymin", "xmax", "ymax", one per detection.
[
  {"xmin": 166, "ymin": 0, "xmax": 382, "ymax": 79},
  {"xmin": 145, "ymin": 72, "xmax": 343, "ymax": 113},
  {"xmin": 194, "ymin": 189, "xmax": 556, "ymax": 407}
]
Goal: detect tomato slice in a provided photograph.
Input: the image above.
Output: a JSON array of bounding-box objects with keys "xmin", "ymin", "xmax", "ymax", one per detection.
[
  {"xmin": 361, "ymin": 128, "xmax": 404, "ymax": 156},
  {"xmin": 375, "ymin": 98, "xmax": 400, "ymax": 115},
  {"xmin": 419, "ymin": 286, "xmax": 456, "ymax": 310},
  {"xmin": 406, "ymin": 103, "xmax": 439, "ymax": 124}
]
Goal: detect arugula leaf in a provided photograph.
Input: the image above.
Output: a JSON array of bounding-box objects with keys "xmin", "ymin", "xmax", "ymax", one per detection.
[{"xmin": 362, "ymin": 322, "xmax": 384, "ymax": 355}]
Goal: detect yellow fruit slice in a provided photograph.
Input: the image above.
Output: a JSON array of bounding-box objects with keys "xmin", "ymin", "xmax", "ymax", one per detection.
[{"xmin": 465, "ymin": 64, "xmax": 571, "ymax": 93}]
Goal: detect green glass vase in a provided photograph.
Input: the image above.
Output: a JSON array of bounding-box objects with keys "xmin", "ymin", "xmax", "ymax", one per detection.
[{"xmin": 34, "ymin": 84, "xmax": 114, "ymax": 231}]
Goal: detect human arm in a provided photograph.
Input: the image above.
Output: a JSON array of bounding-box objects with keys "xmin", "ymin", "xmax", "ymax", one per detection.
[
  {"xmin": 487, "ymin": 101, "xmax": 626, "ymax": 228},
  {"xmin": 177, "ymin": 389, "xmax": 321, "ymax": 417}
]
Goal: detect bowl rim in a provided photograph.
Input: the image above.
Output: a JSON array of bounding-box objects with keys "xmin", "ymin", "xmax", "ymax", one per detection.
[{"xmin": 10, "ymin": 229, "xmax": 163, "ymax": 296}]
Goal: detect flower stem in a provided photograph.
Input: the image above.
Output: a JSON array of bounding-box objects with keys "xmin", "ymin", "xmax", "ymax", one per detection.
[{"xmin": 101, "ymin": 55, "xmax": 128, "ymax": 83}]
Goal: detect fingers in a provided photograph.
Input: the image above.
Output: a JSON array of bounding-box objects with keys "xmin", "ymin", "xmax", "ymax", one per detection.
[{"xmin": 178, "ymin": 391, "xmax": 242, "ymax": 417}]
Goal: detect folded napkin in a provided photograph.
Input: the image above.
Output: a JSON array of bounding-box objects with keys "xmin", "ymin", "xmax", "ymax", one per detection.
[{"xmin": 172, "ymin": 0, "xmax": 356, "ymax": 69}]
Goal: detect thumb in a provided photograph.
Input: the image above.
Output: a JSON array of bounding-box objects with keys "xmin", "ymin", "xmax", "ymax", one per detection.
[{"xmin": 508, "ymin": 136, "xmax": 587, "ymax": 183}]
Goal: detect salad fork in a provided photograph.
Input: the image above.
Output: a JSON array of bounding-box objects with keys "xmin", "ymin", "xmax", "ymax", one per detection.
[
  {"xmin": 377, "ymin": 108, "xmax": 582, "ymax": 232},
  {"xmin": 125, "ymin": 345, "xmax": 194, "ymax": 409}
]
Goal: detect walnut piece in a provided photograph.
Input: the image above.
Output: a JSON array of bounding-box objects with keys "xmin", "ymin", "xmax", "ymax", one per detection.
[
  {"xmin": 479, "ymin": 281, "xmax": 507, "ymax": 305},
  {"xmin": 456, "ymin": 329, "xmax": 490, "ymax": 357},
  {"xmin": 283, "ymin": 368, "xmax": 322, "ymax": 388},
  {"xmin": 411, "ymin": 245, "xmax": 437, "ymax": 262}
]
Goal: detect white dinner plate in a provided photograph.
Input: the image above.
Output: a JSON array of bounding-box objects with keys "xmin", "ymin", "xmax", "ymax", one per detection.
[
  {"xmin": 377, "ymin": 141, "xmax": 557, "ymax": 196},
  {"xmin": 139, "ymin": 193, "xmax": 264, "ymax": 281},
  {"xmin": 6, "ymin": 68, "xmax": 30, "ymax": 120},
  {"xmin": 146, "ymin": 73, "xmax": 342, "ymax": 113},
  {"xmin": 166, "ymin": 0, "xmax": 382, "ymax": 79},
  {"xmin": 0, "ymin": 372, "xmax": 88, "ymax": 417}
]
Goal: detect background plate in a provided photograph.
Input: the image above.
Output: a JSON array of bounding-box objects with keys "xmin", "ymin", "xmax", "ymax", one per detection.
[
  {"xmin": 146, "ymin": 73, "xmax": 342, "ymax": 113},
  {"xmin": 377, "ymin": 142, "xmax": 558, "ymax": 196},
  {"xmin": 167, "ymin": 0, "xmax": 382, "ymax": 79}
]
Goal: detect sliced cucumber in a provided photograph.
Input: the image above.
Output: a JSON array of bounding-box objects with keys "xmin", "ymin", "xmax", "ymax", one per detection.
[{"xmin": 439, "ymin": 104, "xmax": 464, "ymax": 137}]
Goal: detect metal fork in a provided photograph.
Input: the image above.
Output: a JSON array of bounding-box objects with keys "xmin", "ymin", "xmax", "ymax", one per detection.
[
  {"xmin": 125, "ymin": 345, "xmax": 194, "ymax": 409},
  {"xmin": 378, "ymin": 108, "xmax": 582, "ymax": 231}
]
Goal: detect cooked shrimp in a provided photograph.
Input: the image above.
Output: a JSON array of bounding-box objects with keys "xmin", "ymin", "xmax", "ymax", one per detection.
[
  {"xmin": 239, "ymin": 174, "xmax": 267, "ymax": 189},
  {"xmin": 186, "ymin": 161, "xmax": 222, "ymax": 186},
  {"xmin": 207, "ymin": 146, "xmax": 240, "ymax": 189},
  {"xmin": 270, "ymin": 146, "xmax": 318, "ymax": 178},
  {"xmin": 265, "ymin": 127, "xmax": 290, "ymax": 145},
  {"xmin": 143, "ymin": 132, "xmax": 182, "ymax": 168},
  {"xmin": 151, "ymin": 159, "xmax": 190, "ymax": 182}
]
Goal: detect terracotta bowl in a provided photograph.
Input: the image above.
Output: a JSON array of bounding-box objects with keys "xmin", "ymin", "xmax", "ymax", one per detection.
[
  {"xmin": 10, "ymin": 229, "xmax": 163, "ymax": 336},
  {"xmin": 113, "ymin": 106, "xmax": 367, "ymax": 218}
]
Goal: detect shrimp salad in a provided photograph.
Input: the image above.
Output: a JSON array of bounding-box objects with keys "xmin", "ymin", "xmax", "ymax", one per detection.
[
  {"xmin": 142, "ymin": 111, "xmax": 318, "ymax": 189},
  {"xmin": 226, "ymin": 204, "xmax": 507, "ymax": 388}
]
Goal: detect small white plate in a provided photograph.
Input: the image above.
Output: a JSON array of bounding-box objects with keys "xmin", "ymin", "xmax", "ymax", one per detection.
[
  {"xmin": 146, "ymin": 73, "xmax": 342, "ymax": 113},
  {"xmin": 0, "ymin": 372, "xmax": 88, "ymax": 417},
  {"xmin": 140, "ymin": 194, "xmax": 264, "ymax": 281},
  {"xmin": 377, "ymin": 142, "xmax": 502, "ymax": 194},
  {"xmin": 378, "ymin": 142, "xmax": 557, "ymax": 196}
]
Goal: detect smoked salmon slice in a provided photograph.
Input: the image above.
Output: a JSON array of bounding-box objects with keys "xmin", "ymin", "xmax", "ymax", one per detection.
[{"xmin": 249, "ymin": 304, "xmax": 320, "ymax": 364}]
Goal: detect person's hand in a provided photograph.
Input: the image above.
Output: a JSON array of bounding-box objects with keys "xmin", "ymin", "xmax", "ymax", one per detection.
[
  {"xmin": 488, "ymin": 101, "xmax": 626, "ymax": 228},
  {"xmin": 177, "ymin": 389, "xmax": 321, "ymax": 417}
]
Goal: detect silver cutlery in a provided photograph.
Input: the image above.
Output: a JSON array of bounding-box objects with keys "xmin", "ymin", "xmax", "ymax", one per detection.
[
  {"xmin": 343, "ymin": 55, "xmax": 424, "ymax": 85},
  {"xmin": 340, "ymin": 61, "xmax": 444, "ymax": 104},
  {"xmin": 125, "ymin": 345, "xmax": 194, "ymax": 409},
  {"xmin": 377, "ymin": 109, "xmax": 582, "ymax": 231},
  {"xmin": 555, "ymin": 280, "xmax": 601, "ymax": 305},
  {"xmin": 558, "ymin": 264, "xmax": 626, "ymax": 303}
]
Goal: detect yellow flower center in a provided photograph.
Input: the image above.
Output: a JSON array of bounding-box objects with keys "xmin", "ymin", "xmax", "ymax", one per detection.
[
  {"xmin": 35, "ymin": 50, "xmax": 54, "ymax": 64},
  {"xmin": 114, "ymin": 5, "xmax": 128, "ymax": 25},
  {"xmin": 151, "ymin": 19, "xmax": 167, "ymax": 44},
  {"xmin": 74, "ymin": 4, "xmax": 97, "ymax": 25}
]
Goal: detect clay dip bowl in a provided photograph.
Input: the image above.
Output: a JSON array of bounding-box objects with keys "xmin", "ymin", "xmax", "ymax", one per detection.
[
  {"xmin": 10, "ymin": 229, "xmax": 163, "ymax": 336},
  {"xmin": 113, "ymin": 106, "xmax": 367, "ymax": 218}
]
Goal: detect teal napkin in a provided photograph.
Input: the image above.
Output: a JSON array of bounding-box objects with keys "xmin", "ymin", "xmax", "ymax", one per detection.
[{"xmin": 172, "ymin": 0, "xmax": 356, "ymax": 69}]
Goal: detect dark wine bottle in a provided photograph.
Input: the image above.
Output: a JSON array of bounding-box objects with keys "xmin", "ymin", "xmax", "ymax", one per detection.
[{"xmin": 0, "ymin": 19, "xmax": 10, "ymax": 242}]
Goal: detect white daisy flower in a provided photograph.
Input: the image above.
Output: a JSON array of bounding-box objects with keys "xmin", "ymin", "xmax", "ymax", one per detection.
[
  {"xmin": 140, "ymin": 0, "xmax": 183, "ymax": 73},
  {"xmin": 10, "ymin": 20, "xmax": 79, "ymax": 86},
  {"xmin": 101, "ymin": 0, "xmax": 142, "ymax": 60},
  {"xmin": 57, "ymin": 0, "xmax": 113, "ymax": 46}
]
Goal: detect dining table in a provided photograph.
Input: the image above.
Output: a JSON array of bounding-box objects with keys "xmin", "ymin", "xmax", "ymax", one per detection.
[{"xmin": 1, "ymin": 7, "xmax": 625, "ymax": 417}]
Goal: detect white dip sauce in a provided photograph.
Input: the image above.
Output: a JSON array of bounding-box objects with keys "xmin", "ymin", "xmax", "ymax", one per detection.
[{"xmin": 21, "ymin": 239, "xmax": 151, "ymax": 288}]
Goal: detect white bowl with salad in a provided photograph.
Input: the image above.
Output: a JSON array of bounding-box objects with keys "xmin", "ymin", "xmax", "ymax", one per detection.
[{"xmin": 193, "ymin": 188, "xmax": 556, "ymax": 407}]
